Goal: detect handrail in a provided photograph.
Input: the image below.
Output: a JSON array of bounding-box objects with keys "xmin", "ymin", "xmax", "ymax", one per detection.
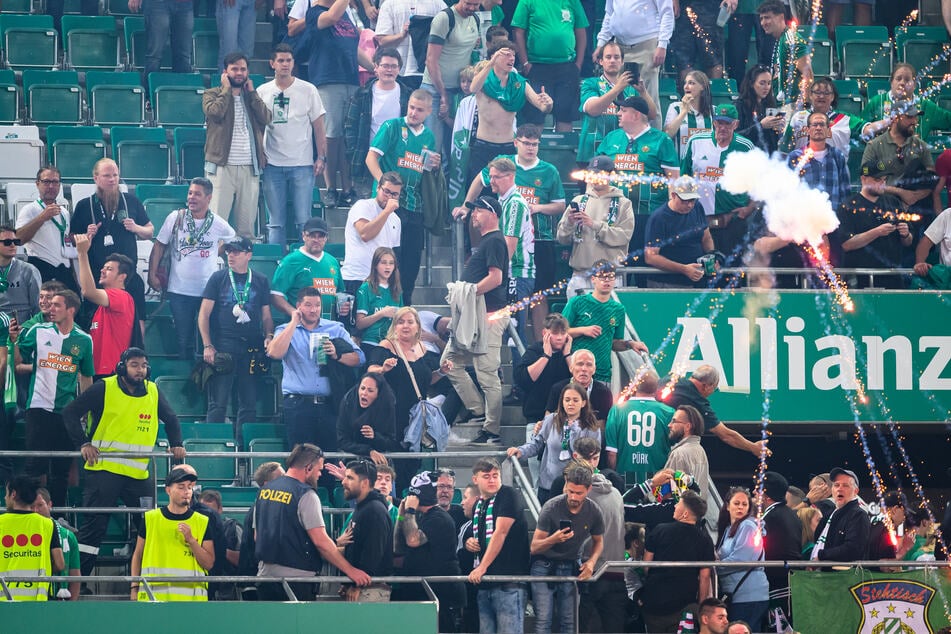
[
  {"xmin": 616, "ymin": 265, "xmax": 918, "ymax": 289},
  {"xmin": 508, "ymin": 454, "xmax": 540, "ymax": 520},
  {"xmin": 0, "ymin": 450, "xmax": 511, "ymax": 458}
]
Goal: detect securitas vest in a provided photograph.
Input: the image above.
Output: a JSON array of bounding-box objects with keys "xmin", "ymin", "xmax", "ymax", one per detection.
[
  {"xmin": 0, "ymin": 511, "xmax": 54, "ymax": 601},
  {"xmin": 254, "ymin": 475, "xmax": 322, "ymax": 572},
  {"xmin": 138, "ymin": 508, "xmax": 209, "ymax": 601},
  {"xmin": 88, "ymin": 376, "xmax": 160, "ymax": 479}
]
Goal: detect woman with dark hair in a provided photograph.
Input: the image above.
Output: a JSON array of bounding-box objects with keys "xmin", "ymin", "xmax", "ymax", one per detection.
[
  {"xmin": 736, "ymin": 64, "xmax": 783, "ymax": 154},
  {"xmin": 715, "ymin": 487, "xmax": 769, "ymax": 631},
  {"xmin": 336, "ymin": 372, "xmax": 401, "ymax": 464},
  {"xmin": 665, "ymin": 70, "xmax": 713, "ymax": 159},
  {"xmin": 639, "ymin": 490, "xmax": 716, "ymax": 632},
  {"xmin": 507, "ymin": 381, "xmax": 602, "ymax": 504},
  {"xmin": 864, "ymin": 62, "xmax": 951, "ymax": 140}
]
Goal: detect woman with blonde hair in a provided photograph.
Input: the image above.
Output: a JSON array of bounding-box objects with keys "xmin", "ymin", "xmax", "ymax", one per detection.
[{"xmin": 797, "ymin": 506, "xmax": 822, "ymax": 558}]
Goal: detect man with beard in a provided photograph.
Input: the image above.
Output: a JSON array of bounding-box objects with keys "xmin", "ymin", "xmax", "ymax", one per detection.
[
  {"xmin": 663, "ymin": 404, "xmax": 715, "ymax": 525},
  {"xmin": 68, "ymin": 159, "xmax": 151, "ymax": 340},
  {"xmin": 203, "ymin": 51, "xmax": 271, "ymax": 238},
  {"xmin": 338, "ymin": 459, "xmax": 393, "ymax": 602},
  {"xmin": 62, "ymin": 347, "xmax": 185, "ymax": 576},
  {"xmin": 434, "ymin": 467, "xmax": 466, "ymax": 529}
]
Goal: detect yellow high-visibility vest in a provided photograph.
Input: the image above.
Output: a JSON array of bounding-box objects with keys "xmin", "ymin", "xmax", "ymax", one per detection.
[
  {"xmin": 138, "ymin": 508, "xmax": 209, "ymax": 602},
  {"xmin": 88, "ymin": 376, "xmax": 160, "ymax": 479},
  {"xmin": 0, "ymin": 511, "xmax": 54, "ymax": 601}
]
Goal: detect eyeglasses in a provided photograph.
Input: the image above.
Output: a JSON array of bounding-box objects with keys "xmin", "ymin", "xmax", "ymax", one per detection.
[
  {"xmin": 593, "ymin": 273, "xmax": 616, "ymax": 280},
  {"xmin": 811, "ymin": 90, "xmax": 833, "ymax": 96},
  {"xmin": 0, "ymin": 239, "xmax": 21, "ymax": 246},
  {"xmin": 517, "ymin": 139, "xmax": 540, "ymax": 147},
  {"xmin": 436, "ymin": 484, "xmax": 455, "ymax": 491},
  {"xmin": 38, "ymin": 179, "xmax": 61, "ymax": 185},
  {"xmin": 380, "ymin": 187, "xmax": 401, "ymax": 198},
  {"xmin": 377, "ymin": 63, "xmax": 400, "ymax": 70},
  {"xmin": 434, "ymin": 468, "xmax": 455, "ymax": 477}
]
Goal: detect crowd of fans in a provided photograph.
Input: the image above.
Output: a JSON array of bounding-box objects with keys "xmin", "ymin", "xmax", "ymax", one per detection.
[{"xmin": 1, "ymin": 0, "xmax": 950, "ymax": 631}]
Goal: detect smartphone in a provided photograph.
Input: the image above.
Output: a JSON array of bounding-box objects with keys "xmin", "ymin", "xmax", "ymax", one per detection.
[
  {"xmin": 623, "ymin": 62, "xmax": 640, "ymax": 85},
  {"xmin": 559, "ymin": 519, "xmax": 573, "ymax": 532},
  {"xmin": 765, "ymin": 107, "xmax": 780, "ymax": 117},
  {"xmin": 569, "ymin": 202, "xmax": 580, "ymax": 211}
]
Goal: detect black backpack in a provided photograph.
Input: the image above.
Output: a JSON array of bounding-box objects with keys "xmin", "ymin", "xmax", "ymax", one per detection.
[{"xmin": 408, "ymin": 6, "xmax": 480, "ymax": 74}]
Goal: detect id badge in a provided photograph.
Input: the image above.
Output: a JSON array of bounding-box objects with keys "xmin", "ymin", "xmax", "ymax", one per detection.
[
  {"xmin": 103, "ymin": 234, "xmax": 114, "ymax": 247},
  {"xmin": 61, "ymin": 233, "xmax": 78, "ymax": 259},
  {"xmin": 272, "ymin": 95, "xmax": 288, "ymax": 124},
  {"xmin": 559, "ymin": 450, "xmax": 570, "ymax": 461}
]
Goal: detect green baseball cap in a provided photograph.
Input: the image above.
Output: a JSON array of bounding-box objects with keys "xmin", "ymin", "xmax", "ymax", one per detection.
[{"xmin": 713, "ymin": 103, "xmax": 739, "ymax": 122}]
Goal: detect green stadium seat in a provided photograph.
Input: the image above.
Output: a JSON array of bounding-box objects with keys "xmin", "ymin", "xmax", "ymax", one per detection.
[
  {"xmin": 87, "ymin": 71, "xmax": 145, "ymax": 126},
  {"xmin": 249, "ymin": 255, "xmax": 279, "ymax": 281},
  {"xmin": 538, "ymin": 131, "xmax": 580, "ymax": 184},
  {"xmin": 833, "ymin": 78, "xmax": 860, "ymax": 99},
  {"xmin": 112, "ymin": 125, "xmax": 172, "ymax": 183},
  {"xmin": 0, "ymin": 15, "xmax": 58, "ymax": 70},
  {"xmin": 324, "ymin": 242, "xmax": 345, "ymax": 260},
  {"xmin": 658, "ymin": 76, "xmax": 679, "ymax": 108},
  {"xmin": 154, "ymin": 438, "xmax": 170, "ymax": 483},
  {"xmin": 108, "ymin": 0, "xmax": 136, "ymax": 16},
  {"xmin": 180, "ymin": 422, "xmax": 235, "ymax": 440},
  {"xmin": 896, "ymin": 27, "xmax": 949, "ymax": 80},
  {"xmin": 144, "ymin": 315, "xmax": 178, "ymax": 355},
  {"xmin": 183, "ymin": 438, "xmax": 237, "ymax": 482},
  {"xmin": 797, "ymin": 25, "xmax": 833, "ymax": 78},
  {"xmin": 61, "ymin": 15, "xmax": 120, "ymax": 71},
  {"xmin": 937, "ymin": 86, "xmax": 951, "ymax": 115},
  {"xmin": 149, "ymin": 72, "xmax": 206, "ymax": 127},
  {"xmin": 251, "ymin": 243, "xmax": 284, "ymax": 258},
  {"xmin": 241, "ymin": 422, "xmax": 285, "ymax": 446},
  {"xmin": 836, "ymin": 95, "xmax": 863, "ymax": 118},
  {"xmin": 136, "ymin": 183, "xmax": 189, "ymax": 203},
  {"xmin": 0, "ymin": 0, "xmax": 31, "ymax": 13},
  {"xmin": 143, "ymin": 197, "xmax": 181, "ymax": 230},
  {"xmin": 124, "ymin": 16, "xmax": 171, "ymax": 70},
  {"xmin": 248, "ymin": 437, "xmax": 285, "ymax": 472},
  {"xmin": 46, "ymin": 126, "xmax": 106, "ymax": 182},
  {"xmin": 22, "ymin": 70, "xmax": 82, "ymax": 125},
  {"xmin": 192, "ymin": 28, "xmax": 219, "ymax": 73},
  {"xmin": 147, "ymin": 356, "xmax": 192, "ymax": 379},
  {"xmin": 836, "ymin": 26, "xmax": 892, "ymax": 80},
  {"xmin": 331, "ymin": 485, "xmax": 346, "ymax": 508},
  {"xmin": 0, "ymin": 69, "xmax": 18, "ymax": 124},
  {"xmin": 214, "ymin": 487, "xmax": 259, "ymax": 507},
  {"xmin": 154, "ymin": 375, "xmax": 206, "ymax": 420},
  {"xmin": 710, "ymin": 78, "xmax": 738, "ymax": 108},
  {"xmin": 173, "ymin": 127, "xmax": 206, "ymax": 181},
  {"xmin": 316, "ymin": 486, "xmax": 330, "ymax": 506},
  {"xmin": 862, "ymin": 78, "xmax": 890, "ymax": 100}
]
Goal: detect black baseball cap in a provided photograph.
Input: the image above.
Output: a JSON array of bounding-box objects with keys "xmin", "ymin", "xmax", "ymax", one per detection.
[
  {"xmin": 860, "ymin": 161, "xmax": 888, "ymax": 179},
  {"xmin": 302, "ymin": 217, "xmax": 330, "ymax": 235},
  {"xmin": 223, "ymin": 236, "xmax": 253, "ymax": 252},
  {"xmin": 588, "ymin": 155, "xmax": 615, "ymax": 172},
  {"xmin": 166, "ymin": 466, "xmax": 198, "ymax": 486},
  {"xmin": 465, "ymin": 195, "xmax": 503, "ymax": 216},
  {"xmin": 615, "ymin": 95, "xmax": 650, "ymax": 116}
]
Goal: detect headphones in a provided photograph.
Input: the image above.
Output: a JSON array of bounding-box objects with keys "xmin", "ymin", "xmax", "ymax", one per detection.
[{"xmin": 115, "ymin": 347, "xmax": 150, "ymax": 380}]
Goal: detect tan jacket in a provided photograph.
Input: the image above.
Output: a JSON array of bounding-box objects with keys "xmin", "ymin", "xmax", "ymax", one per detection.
[
  {"xmin": 202, "ymin": 85, "xmax": 271, "ymax": 168},
  {"xmin": 556, "ymin": 185, "xmax": 635, "ymax": 272}
]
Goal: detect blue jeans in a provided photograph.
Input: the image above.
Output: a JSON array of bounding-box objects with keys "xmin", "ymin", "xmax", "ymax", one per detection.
[
  {"xmin": 728, "ymin": 599, "xmax": 769, "ymax": 632},
  {"xmin": 262, "ymin": 164, "xmax": 315, "ymax": 244},
  {"xmin": 167, "ymin": 292, "xmax": 203, "ymax": 359},
  {"xmin": 477, "ymin": 583, "xmax": 525, "ymax": 634},
  {"xmin": 530, "ymin": 558, "xmax": 577, "ymax": 634},
  {"xmin": 145, "ymin": 0, "xmax": 194, "ymax": 76},
  {"xmin": 216, "ymin": 0, "xmax": 255, "ymax": 70}
]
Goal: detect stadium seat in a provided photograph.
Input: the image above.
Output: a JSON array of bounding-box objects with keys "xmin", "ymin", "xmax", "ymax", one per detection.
[
  {"xmin": 87, "ymin": 71, "xmax": 145, "ymax": 126},
  {"xmin": 251, "ymin": 243, "xmax": 284, "ymax": 259},
  {"xmin": 6, "ymin": 181, "xmax": 68, "ymax": 226},
  {"xmin": 658, "ymin": 76, "xmax": 679, "ymax": 109},
  {"xmin": 0, "ymin": 125, "xmax": 43, "ymax": 182},
  {"xmin": 124, "ymin": 16, "xmax": 171, "ymax": 71},
  {"xmin": 61, "ymin": 15, "xmax": 120, "ymax": 72},
  {"xmin": 0, "ymin": 15, "xmax": 58, "ymax": 70},
  {"xmin": 183, "ymin": 438, "xmax": 237, "ymax": 483},
  {"xmin": 538, "ymin": 132, "xmax": 580, "ymax": 186},
  {"xmin": 836, "ymin": 26, "xmax": 892, "ymax": 80},
  {"xmin": 46, "ymin": 126, "xmax": 106, "ymax": 183},
  {"xmin": 147, "ymin": 356, "xmax": 192, "ymax": 379},
  {"xmin": 154, "ymin": 438, "xmax": 170, "ymax": 483},
  {"xmin": 192, "ymin": 20, "xmax": 219, "ymax": 73},
  {"xmin": 154, "ymin": 375, "xmax": 206, "ymax": 420},
  {"xmin": 241, "ymin": 422, "xmax": 285, "ymax": 447},
  {"xmin": 107, "ymin": 0, "xmax": 136, "ymax": 16},
  {"xmin": 833, "ymin": 79, "xmax": 864, "ymax": 117},
  {"xmin": 863, "ymin": 78, "xmax": 890, "ymax": 100},
  {"xmin": 896, "ymin": 27, "xmax": 950, "ymax": 80},
  {"xmin": 138, "ymin": 183, "xmax": 188, "ymax": 228},
  {"xmin": 173, "ymin": 126, "xmax": 206, "ymax": 181},
  {"xmin": 0, "ymin": 69, "xmax": 18, "ymax": 124},
  {"xmin": 797, "ymin": 25, "xmax": 833, "ymax": 78},
  {"xmin": 249, "ymin": 254, "xmax": 279, "ymax": 281},
  {"xmin": 179, "ymin": 422, "xmax": 235, "ymax": 440},
  {"xmin": 111, "ymin": 125, "xmax": 172, "ymax": 183},
  {"xmin": 148, "ymin": 72, "xmax": 206, "ymax": 127},
  {"xmin": 22, "ymin": 70, "xmax": 83, "ymax": 125},
  {"xmin": 710, "ymin": 78, "xmax": 738, "ymax": 108},
  {"xmin": 0, "ymin": 0, "xmax": 31, "ymax": 12},
  {"xmin": 136, "ymin": 183, "xmax": 189, "ymax": 203},
  {"xmin": 248, "ymin": 437, "xmax": 285, "ymax": 472}
]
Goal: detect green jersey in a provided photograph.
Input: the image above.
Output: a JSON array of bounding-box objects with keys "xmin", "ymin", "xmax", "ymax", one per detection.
[
  {"xmin": 499, "ymin": 186, "xmax": 535, "ymax": 279},
  {"xmin": 354, "ymin": 281, "xmax": 403, "ymax": 345},
  {"xmin": 577, "ymin": 75, "xmax": 639, "ymax": 163},
  {"xmin": 52, "ymin": 523, "xmax": 79, "ymax": 597},
  {"xmin": 20, "ymin": 321, "xmax": 94, "ymax": 413},
  {"xmin": 511, "ymin": 0, "xmax": 589, "ymax": 64},
  {"xmin": 562, "ymin": 292, "xmax": 626, "ymax": 383},
  {"xmin": 863, "ymin": 93, "xmax": 951, "ymax": 141},
  {"xmin": 270, "ymin": 247, "xmax": 344, "ymax": 319},
  {"xmin": 369, "ymin": 117, "xmax": 438, "ymax": 213},
  {"xmin": 604, "ymin": 397, "xmax": 674, "ymax": 481},
  {"xmin": 772, "ymin": 28, "xmax": 809, "ymax": 102},
  {"xmin": 480, "ymin": 155, "xmax": 565, "ymax": 241},
  {"xmin": 597, "ymin": 127, "xmax": 679, "ymax": 216},
  {"xmin": 681, "ymin": 131, "xmax": 754, "ymax": 216}
]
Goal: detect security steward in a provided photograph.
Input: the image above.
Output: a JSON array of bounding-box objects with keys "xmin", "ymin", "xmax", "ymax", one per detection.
[
  {"xmin": 0, "ymin": 476, "xmax": 65, "ymax": 601},
  {"xmin": 63, "ymin": 347, "xmax": 186, "ymax": 577},
  {"xmin": 253, "ymin": 443, "xmax": 371, "ymax": 600},
  {"xmin": 130, "ymin": 466, "xmax": 215, "ymax": 601}
]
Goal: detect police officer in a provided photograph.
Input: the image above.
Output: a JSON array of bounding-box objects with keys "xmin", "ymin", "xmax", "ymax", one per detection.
[
  {"xmin": 62, "ymin": 347, "xmax": 186, "ymax": 576},
  {"xmin": 130, "ymin": 466, "xmax": 215, "ymax": 601},
  {"xmin": 254, "ymin": 443, "xmax": 371, "ymax": 600},
  {"xmin": 0, "ymin": 475, "xmax": 64, "ymax": 601}
]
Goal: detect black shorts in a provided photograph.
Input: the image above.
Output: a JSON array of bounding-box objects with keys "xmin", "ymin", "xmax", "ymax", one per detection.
[
  {"xmin": 533, "ymin": 240, "xmax": 556, "ymax": 292},
  {"xmin": 521, "ymin": 62, "xmax": 581, "ymax": 125}
]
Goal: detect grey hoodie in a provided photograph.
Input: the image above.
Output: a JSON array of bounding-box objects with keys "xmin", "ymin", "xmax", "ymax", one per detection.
[{"xmin": 584, "ymin": 472, "xmax": 626, "ymax": 567}]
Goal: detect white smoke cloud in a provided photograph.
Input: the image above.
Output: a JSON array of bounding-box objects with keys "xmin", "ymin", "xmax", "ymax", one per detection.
[{"xmin": 720, "ymin": 148, "xmax": 839, "ymax": 246}]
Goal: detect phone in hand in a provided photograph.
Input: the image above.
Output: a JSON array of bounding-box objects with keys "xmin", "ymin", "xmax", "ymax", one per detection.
[
  {"xmin": 559, "ymin": 519, "xmax": 573, "ymax": 532},
  {"xmin": 623, "ymin": 62, "xmax": 641, "ymax": 85},
  {"xmin": 765, "ymin": 107, "xmax": 780, "ymax": 117}
]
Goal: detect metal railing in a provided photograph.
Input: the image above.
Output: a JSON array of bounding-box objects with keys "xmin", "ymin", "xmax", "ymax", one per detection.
[{"xmin": 616, "ymin": 265, "xmax": 918, "ymax": 289}]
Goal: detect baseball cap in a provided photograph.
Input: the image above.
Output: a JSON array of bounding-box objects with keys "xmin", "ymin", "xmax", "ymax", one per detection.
[
  {"xmin": 407, "ymin": 471, "xmax": 438, "ymax": 506},
  {"xmin": 830, "ymin": 467, "xmax": 860, "ymax": 488},
  {"xmin": 302, "ymin": 217, "xmax": 330, "ymax": 235},
  {"xmin": 615, "ymin": 95, "xmax": 650, "ymax": 117},
  {"xmin": 860, "ymin": 161, "xmax": 888, "ymax": 179},
  {"xmin": 465, "ymin": 195, "xmax": 503, "ymax": 216},
  {"xmin": 713, "ymin": 103, "xmax": 739, "ymax": 122},
  {"xmin": 166, "ymin": 466, "xmax": 198, "ymax": 487},
  {"xmin": 669, "ymin": 175, "xmax": 700, "ymax": 200},
  {"xmin": 588, "ymin": 155, "xmax": 615, "ymax": 172},
  {"xmin": 223, "ymin": 236, "xmax": 253, "ymax": 252}
]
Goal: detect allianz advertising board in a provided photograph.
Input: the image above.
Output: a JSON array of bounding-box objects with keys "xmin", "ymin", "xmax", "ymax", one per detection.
[{"xmin": 616, "ymin": 290, "xmax": 951, "ymax": 424}]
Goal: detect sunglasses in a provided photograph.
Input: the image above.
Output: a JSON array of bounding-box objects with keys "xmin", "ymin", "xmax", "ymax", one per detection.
[{"xmin": 0, "ymin": 239, "xmax": 21, "ymax": 246}]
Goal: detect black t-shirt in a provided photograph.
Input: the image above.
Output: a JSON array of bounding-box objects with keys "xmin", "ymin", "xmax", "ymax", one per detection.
[
  {"xmin": 515, "ymin": 342, "xmax": 572, "ymax": 423},
  {"xmin": 367, "ymin": 345, "xmax": 437, "ymax": 435},
  {"xmin": 202, "ymin": 268, "xmax": 271, "ymax": 346},
  {"xmin": 837, "ymin": 192, "xmax": 907, "ymax": 269},
  {"xmin": 463, "ymin": 229, "xmax": 509, "ymax": 312},
  {"xmin": 641, "ymin": 520, "xmax": 715, "ymax": 615},
  {"xmin": 402, "ymin": 506, "xmax": 461, "ymax": 577},
  {"xmin": 644, "ymin": 203, "xmax": 708, "ymax": 287},
  {"xmin": 536, "ymin": 494, "xmax": 605, "ymax": 561},
  {"xmin": 663, "ymin": 377, "xmax": 721, "ymax": 433},
  {"xmin": 70, "ymin": 193, "xmax": 149, "ymax": 278},
  {"xmin": 474, "ymin": 485, "xmax": 530, "ymax": 576}
]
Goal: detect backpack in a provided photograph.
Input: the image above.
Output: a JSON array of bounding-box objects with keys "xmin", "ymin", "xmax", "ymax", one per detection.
[{"xmin": 408, "ymin": 6, "xmax": 480, "ymax": 73}]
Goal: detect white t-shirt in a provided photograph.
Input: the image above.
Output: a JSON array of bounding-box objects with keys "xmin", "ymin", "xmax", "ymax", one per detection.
[
  {"xmin": 371, "ymin": 83, "xmax": 402, "ymax": 139},
  {"xmin": 257, "ymin": 77, "xmax": 326, "ymax": 167},
  {"xmin": 341, "ymin": 198, "xmax": 402, "ymax": 281},
  {"xmin": 157, "ymin": 210, "xmax": 236, "ymax": 296},
  {"xmin": 374, "ymin": 0, "xmax": 447, "ymax": 77},
  {"xmin": 925, "ymin": 208, "xmax": 951, "ymax": 266},
  {"xmin": 16, "ymin": 201, "xmax": 72, "ymax": 267}
]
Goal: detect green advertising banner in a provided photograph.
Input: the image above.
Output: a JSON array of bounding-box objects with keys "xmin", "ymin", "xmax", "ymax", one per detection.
[
  {"xmin": 790, "ymin": 568, "xmax": 951, "ymax": 633},
  {"xmin": 616, "ymin": 290, "xmax": 951, "ymax": 423}
]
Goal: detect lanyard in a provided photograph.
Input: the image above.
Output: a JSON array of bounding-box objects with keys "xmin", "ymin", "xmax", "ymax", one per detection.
[
  {"xmin": 0, "ymin": 261, "xmax": 11, "ymax": 292},
  {"xmin": 37, "ymin": 200, "xmax": 68, "ymax": 237},
  {"xmin": 561, "ymin": 420, "xmax": 576, "ymax": 451},
  {"xmin": 92, "ymin": 193, "xmax": 128, "ymax": 225},
  {"xmin": 228, "ymin": 267, "xmax": 252, "ymax": 308},
  {"xmin": 183, "ymin": 211, "xmax": 214, "ymax": 246}
]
